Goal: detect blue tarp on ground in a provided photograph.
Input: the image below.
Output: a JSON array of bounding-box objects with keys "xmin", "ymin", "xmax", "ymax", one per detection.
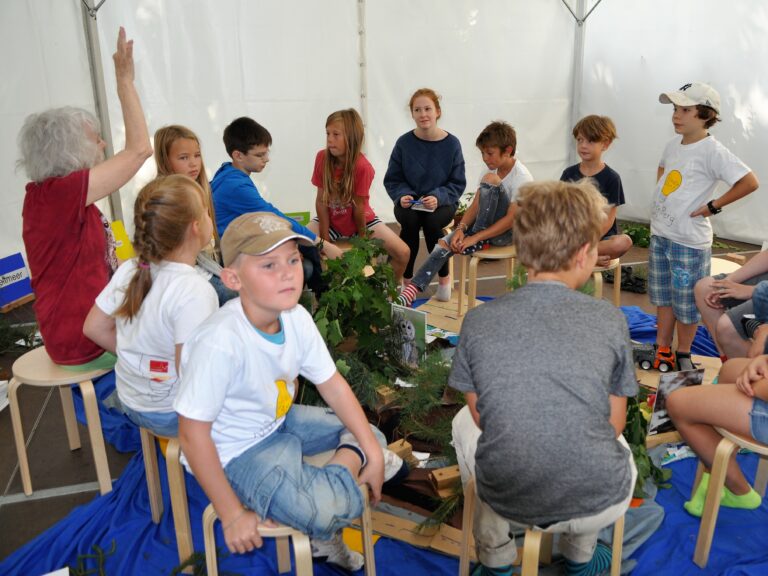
[{"xmin": 2, "ymin": 307, "xmax": 760, "ymax": 575}]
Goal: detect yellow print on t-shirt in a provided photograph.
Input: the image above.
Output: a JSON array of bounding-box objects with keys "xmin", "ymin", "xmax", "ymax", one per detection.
[
  {"xmin": 275, "ymin": 379, "xmax": 293, "ymax": 419},
  {"xmin": 661, "ymin": 170, "xmax": 682, "ymax": 196}
]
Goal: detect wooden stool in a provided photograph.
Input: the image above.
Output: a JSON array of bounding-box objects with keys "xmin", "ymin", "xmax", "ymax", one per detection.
[
  {"xmin": 592, "ymin": 258, "xmax": 621, "ymax": 307},
  {"xmin": 203, "ymin": 486, "xmax": 376, "ymax": 576},
  {"xmin": 459, "ymin": 478, "xmax": 624, "ymax": 576},
  {"xmin": 456, "ymin": 245, "xmax": 516, "ymax": 316},
  {"xmin": 691, "ymin": 427, "xmax": 768, "ymax": 567},
  {"xmin": 140, "ymin": 428, "xmax": 194, "ymax": 572},
  {"xmin": 8, "ymin": 346, "xmax": 112, "ymax": 496}
]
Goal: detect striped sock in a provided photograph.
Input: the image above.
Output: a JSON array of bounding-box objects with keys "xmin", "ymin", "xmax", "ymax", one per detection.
[
  {"xmin": 565, "ymin": 542, "xmax": 612, "ymax": 576},
  {"xmin": 396, "ymin": 283, "xmax": 420, "ymax": 307}
]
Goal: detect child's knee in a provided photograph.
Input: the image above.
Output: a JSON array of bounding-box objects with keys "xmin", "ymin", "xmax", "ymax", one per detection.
[{"xmin": 304, "ymin": 466, "xmax": 364, "ymax": 538}]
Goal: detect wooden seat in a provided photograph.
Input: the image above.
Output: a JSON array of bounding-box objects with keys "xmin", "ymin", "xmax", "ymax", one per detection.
[
  {"xmin": 459, "ymin": 477, "xmax": 624, "ymax": 576},
  {"xmin": 691, "ymin": 427, "xmax": 768, "ymax": 567},
  {"xmin": 203, "ymin": 485, "xmax": 376, "ymax": 576},
  {"xmin": 140, "ymin": 428, "xmax": 194, "ymax": 573},
  {"xmin": 592, "ymin": 258, "xmax": 621, "ymax": 307},
  {"xmin": 456, "ymin": 245, "xmax": 516, "ymax": 316},
  {"xmin": 8, "ymin": 346, "xmax": 112, "ymax": 496}
]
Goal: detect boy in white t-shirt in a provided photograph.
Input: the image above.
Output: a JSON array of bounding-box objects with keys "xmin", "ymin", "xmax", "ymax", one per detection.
[
  {"xmin": 174, "ymin": 211, "xmax": 406, "ymax": 571},
  {"xmin": 397, "ymin": 121, "xmax": 532, "ymax": 306},
  {"xmin": 650, "ymin": 82, "xmax": 759, "ymax": 371}
]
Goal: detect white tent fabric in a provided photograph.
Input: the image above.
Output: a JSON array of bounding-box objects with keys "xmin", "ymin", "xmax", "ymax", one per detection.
[{"xmin": 2, "ymin": 0, "xmax": 766, "ymax": 265}]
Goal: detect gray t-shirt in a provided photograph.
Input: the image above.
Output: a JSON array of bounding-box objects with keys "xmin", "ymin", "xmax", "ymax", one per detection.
[{"xmin": 449, "ymin": 281, "xmax": 637, "ymax": 526}]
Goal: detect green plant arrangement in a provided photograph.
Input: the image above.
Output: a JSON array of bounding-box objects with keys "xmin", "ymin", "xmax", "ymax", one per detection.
[
  {"xmin": 452, "ymin": 190, "xmax": 476, "ymax": 226},
  {"xmin": 624, "ymin": 389, "xmax": 673, "ymax": 498},
  {"xmin": 621, "ymin": 221, "xmax": 651, "ymax": 248}
]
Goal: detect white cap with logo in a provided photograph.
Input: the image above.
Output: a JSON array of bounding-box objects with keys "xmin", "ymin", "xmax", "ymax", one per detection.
[{"xmin": 659, "ymin": 82, "xmax": 720, "ymax": 115}]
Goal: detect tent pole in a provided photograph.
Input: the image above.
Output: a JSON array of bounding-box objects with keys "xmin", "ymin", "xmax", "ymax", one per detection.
[
  {"xmin": 80, "ymin": 1, "xmax": 123, "ymax": 222},
  {"xmin": 569, "ymin": 0, "xmax": 586, "ymax": 166},
  {"xmin": 357, "ymin": 0, "xmax": 369, "ymax": 153}
]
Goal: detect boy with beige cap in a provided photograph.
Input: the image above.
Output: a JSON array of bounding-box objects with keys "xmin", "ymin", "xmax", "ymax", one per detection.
[
  {"xmin": 174, "ymin": 212, "xmax": 406, "ymax": 571},
  {"xmin": 649, "ymin": 82, "xmax": 759, "ymax": 371}
]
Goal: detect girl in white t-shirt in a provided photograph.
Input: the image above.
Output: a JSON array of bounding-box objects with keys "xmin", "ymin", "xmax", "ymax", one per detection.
[{"xmin": 84, "ymin": 174, "xmax": 218, "ymax": 436}]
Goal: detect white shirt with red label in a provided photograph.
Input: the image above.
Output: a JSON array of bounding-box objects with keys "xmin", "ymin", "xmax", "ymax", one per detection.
[{"xmin": 95, "ymin": 259, "xmax": 218, "ymax": 413}]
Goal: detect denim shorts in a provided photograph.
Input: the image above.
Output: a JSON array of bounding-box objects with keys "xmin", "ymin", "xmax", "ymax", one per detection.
[
  {"xmin": 648, "ymin": 235, "xmax": 711, "ymax": 324},
  {"xmin": 224, "ymin": 404, "xmax": 385, "ymax": 540},
  {"xmin": 750, "ymin": 397, "xmax": 768, "ymax": 444},
  {"xmin": 122, "ymin": 404, "xmax": 178, "ymax": 437},
  {"xmin": 310, "ymin": 217, "xmax": 382, "ymax": 241}
]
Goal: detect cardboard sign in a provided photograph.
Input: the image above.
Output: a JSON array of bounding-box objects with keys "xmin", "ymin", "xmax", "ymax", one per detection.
[
  {"xmin": 285, "ymin": 211, "xmax": 311, "ymax": 226},
  {"xmin": 0, "ymin": 253, "xmax": 33, "ymax": 308}
]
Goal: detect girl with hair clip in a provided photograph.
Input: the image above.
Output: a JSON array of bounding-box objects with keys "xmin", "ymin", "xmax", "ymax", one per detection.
[
  {"xmin": 154, "ymin": 125, "xmax": 236, "ymax": 304},
  {"xmin": 309, "ymin": 108, "xmax": 410, "ymax": 282},
  {"xmin": 384, "ymin": 88, "xmax": 466, "ymax": 297},
  {"xmin": 83, "ymin": 175, "xmax": 218, "ymax": 436},
  {"xmin": 18, "ymin": 27, "xmax": 152, "ymax": 369}
]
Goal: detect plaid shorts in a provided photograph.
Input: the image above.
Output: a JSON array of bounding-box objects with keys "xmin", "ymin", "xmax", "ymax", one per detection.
[{"xmin": 648, "ymin": 235, "xmax": 711, "ymax": 324}]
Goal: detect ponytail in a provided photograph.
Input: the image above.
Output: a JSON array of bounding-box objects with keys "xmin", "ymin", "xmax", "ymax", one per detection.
[{"xmin": 116, "ymin": 174, "xmax": 203, "ymax": 320}]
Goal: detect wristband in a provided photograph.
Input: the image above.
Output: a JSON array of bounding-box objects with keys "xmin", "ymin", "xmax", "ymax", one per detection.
[
  {"xmin": 223, "ymin": 508, "xmax": 247, "ymax": 531},
  {"xmin": 457, "ymin": 222, "xmax": 468, "ymax": 232},
  {"xmin": 707, "ymin": 200, "xmax": 722, "ymax": 215}
]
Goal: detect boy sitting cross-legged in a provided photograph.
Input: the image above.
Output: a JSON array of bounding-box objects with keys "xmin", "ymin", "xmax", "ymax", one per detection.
[
  {"xmin": 450, "ymin": 180, "xmax": 638, "ymax": 576},
  {"xmin": 175, "ymin": 211, "xmax": 407, "ymax": 571},
  {"xmin": 560, "ymin": 114, "xmax": 632, "ymax": 267},
  {"xmin": 397, "ymin": 120, "xmax": 532, "ymax": 306}
]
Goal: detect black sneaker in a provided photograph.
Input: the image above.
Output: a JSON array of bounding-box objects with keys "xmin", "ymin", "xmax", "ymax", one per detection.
[{"xmin": 742, "ymin": 314, "xmax": 763, "ymax": 339}]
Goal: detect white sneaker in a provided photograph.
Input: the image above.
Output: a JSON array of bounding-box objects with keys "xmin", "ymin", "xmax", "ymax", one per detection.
[
  {"xmin": 338, "ymin": 431, "xmax": 409, "ymax": 483},
  {"xmin": 436, "ymin": 283, "xmax": 451, "ymax": 302},
  {"xmin": 311, "ymin": 531, "xmax": 365, "ymax": 571}
]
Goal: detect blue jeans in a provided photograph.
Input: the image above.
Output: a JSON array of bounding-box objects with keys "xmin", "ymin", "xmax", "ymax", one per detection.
[
  {"xmin": 122, "ymin": 405, "xmax": 178, "ymax": 437},
  {"xmin": 751, "ymin": 397, "xmax": 768, "ymax": 444},
  {"xmin": 753, "ymin": 281, "xmax": 768, "ymax": 322},
  {"xmin": 411, "ymin": 183, "xmax": 511, "ymax": 291},
  {"xmin": 224, "ymin": 404, "xmax": 385, "ymax": 540},
  {"xmin": 209, "ymin": 274, "xmax": 238, "ymax": 306}
]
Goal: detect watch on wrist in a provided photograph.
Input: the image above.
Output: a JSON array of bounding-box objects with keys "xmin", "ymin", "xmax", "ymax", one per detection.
[{"xmin": 707, "ymin": 200, "xmax": 722, "ymax": 215}]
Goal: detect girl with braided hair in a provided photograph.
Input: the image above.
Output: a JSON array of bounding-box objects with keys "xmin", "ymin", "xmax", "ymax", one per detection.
[{"xmin": 84, "ymin": 174, "xmax": 218, "ymax": 436}]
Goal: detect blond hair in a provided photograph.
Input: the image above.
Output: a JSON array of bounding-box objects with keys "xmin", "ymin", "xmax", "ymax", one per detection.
[
  {"xmin": 116, "ymin": 175, "xmax": 205, "ymax": 320},
  {"xmin": 153, "ymin": 125, "xmax": 219, "ymax": 249},
  {"xmin": 322, "ymin": 109, "xmax": 365, "ymax": 207},
  {"xmin": 514, "ymin": 180, "xmax": 606, "ymax": 273}
]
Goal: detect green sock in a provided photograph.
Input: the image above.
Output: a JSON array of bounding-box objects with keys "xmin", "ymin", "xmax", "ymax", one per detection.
[
  {"xmin": 684, "ymin": 473, "xmax": 716, "ymax": 518},
  {"xmin": 721, "ymin": 487, "xmax": 762, "ymax": 510}
]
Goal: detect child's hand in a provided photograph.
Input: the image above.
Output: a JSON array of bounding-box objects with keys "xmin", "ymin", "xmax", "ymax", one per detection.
[
  {"xmin": 223, "ymin": 509, "xmax": 265, "ymax": 554},
  {"xmin": 113, "ymin": 27, "xmax": 135, "ymax": 84},
  {"xmin": 712, "ymin": 278, "xmax": 754, "ymax": 301},
  {"xmin": 690, "ymin": 204, "xmax": 710, "ymax": 218},
  {"xmin": 736, "ymin": 355, "xmax": 768, "ymax": 397},
  {"xmin": 358, "ymin": 451, "xmax": 384, "ymax": 506},
  {"xmin": 421, "ymin": 195, "xmax": 438, "ymax": 210},
  {"xmin": 400, "ymin": 195, "xmax": 414, "ymax": 208},
  {"xmin": 449, "ymin": 230, "xmax": 464, "ymax": 252},
  {"xmin": 322, "ymin": 242, "xmax": 343, "ymax": 260}
]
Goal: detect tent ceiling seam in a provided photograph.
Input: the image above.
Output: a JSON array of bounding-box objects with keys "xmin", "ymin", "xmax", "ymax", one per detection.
[
  {"xmin": 80, "ymin": 0, "xmax": 108, "ymax": 20},
  {"xmin": 560, "ymin": 0, "xmax": 605, "ymax": 25}
]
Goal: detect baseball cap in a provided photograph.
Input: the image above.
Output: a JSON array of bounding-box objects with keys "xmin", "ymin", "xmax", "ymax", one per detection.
[
  {"xmin": 221, "ymin": 212, "xmax": 314, "ymax": 267},
  {"xmin": 659, "ymin": 82, "xmax": 720, "ymax": 114}
]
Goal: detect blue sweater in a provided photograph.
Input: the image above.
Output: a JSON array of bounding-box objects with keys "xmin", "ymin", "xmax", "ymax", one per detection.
[
  {"xmin": 384, "ymin": 131, "xmax": 466, "ymax": 207},
  {"xmin": 211, "ymin": 162, "xmax": 316, "ymax": 240}
]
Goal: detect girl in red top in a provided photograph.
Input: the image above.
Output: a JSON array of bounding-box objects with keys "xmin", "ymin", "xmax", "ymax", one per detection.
[{"xmin": 310, "ymin": 109, "xmax": 409, "ymax": 282}]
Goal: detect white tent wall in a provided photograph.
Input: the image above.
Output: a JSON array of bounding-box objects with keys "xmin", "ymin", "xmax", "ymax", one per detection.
[
  {"xmin": 4, "ymin": 0, "xmax": 767, "ymax": 264},
  {"xmin": 580, "ymin": 0, "xmax": 768, "ymax": 245},
  {"xmin": 0, "ymin": 1, "xmax": 96, "ymax": 261}
]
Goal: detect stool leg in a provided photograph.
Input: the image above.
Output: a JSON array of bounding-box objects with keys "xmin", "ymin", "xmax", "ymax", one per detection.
[
  {"xmin": 612, "ymin": 264, "xmax": 622, "ymax": 306},
  {"xmin": 521, "ymin": 530, "xmax": 542, "ymax": 576},
  {"xmin": 593, "ymin": 271, "xmax": 603, "ymax": 300},
  {"xmin": 8, "ymin": 378, "xmax": 33, "ymax": 496},
  {"xmin": 459, "ymin": 478, "xmax": 476, "ymax": 576},
  {"xmin": 539, "ymin": 532, "xmax": 553, "ymax": 564},
  {"xmin": 58, "ymin": 385, "xmax": 82, "ymax": 450},
  {"xmin": 79, "ymin": 380, "xmax": 112, "ymax": 495},
  {"xmin": 755, "ymin": 457, "xmax": 768, "ymax": 496},
  {"xmin": 457, "ymin": 255, "xmax": 467, "ymax": 316},
  {"xmin": 694, "ymin": 437, "xmax": 737, "ymax": 567},
  {"xmin": 140, "ymin": 428, "xmax": 163, "ymax": 524},
  {"xmin": 360, "ymin": 487, "xmax": 377, "ymax": 576},
  {"xmin": 203, "ymin": 504, "xmax": 219, "ymax": 576},
  {"xmin": 291, "ymin": 532, "xmax": 313, "ymax": 576},
  {"xmin": 167, "ymin": 439, "xmax": 194, "ymax": 573},
  {"xmin": 276, "ymin": 535, "xmax": 292, "ymax": 573},
  {"xmin": 611, "ymin": 515, "xmax": 625, "ymax": 576},
  {"xmin": 468, "ymin": 257, "xmax": 480, "ymax": 311}
]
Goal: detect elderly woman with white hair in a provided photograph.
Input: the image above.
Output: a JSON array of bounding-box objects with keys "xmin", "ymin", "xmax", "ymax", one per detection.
[{"xmin": 18, "ymin": 27, "xmax": 151, "ymax": 369}]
